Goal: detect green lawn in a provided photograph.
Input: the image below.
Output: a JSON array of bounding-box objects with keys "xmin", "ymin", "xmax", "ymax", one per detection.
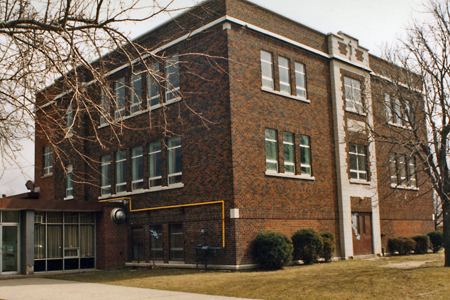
[{"xmin": 52, "ymin": 253, "xmax": 450, "ymax": 299}]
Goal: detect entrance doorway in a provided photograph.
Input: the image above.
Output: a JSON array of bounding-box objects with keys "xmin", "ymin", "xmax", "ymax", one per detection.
[
  {"xmin": 1, "ymin": 225, "xmax": 18, "ymax": 272},
  {"xmin": 351, "ymin": 212, "xmax": 373, "ymax": 256}
]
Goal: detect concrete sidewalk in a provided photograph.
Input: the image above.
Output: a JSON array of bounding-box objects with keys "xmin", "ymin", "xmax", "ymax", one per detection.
[{"xmin": 0, "ymin": 278, "xmax": 259, "ymax": 300}]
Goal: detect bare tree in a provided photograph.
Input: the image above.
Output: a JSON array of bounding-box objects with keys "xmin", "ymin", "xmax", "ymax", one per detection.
[
  {"xmin": 0, "ymin": 0, "xmax": 211, "ymax": 187},
  {"xmin": 369, "ymin": 0, "xmax": 450, "ymax": 266}
]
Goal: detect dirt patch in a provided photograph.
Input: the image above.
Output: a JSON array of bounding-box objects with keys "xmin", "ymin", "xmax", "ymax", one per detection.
[{"xmin": 380, "ymin": 260, "xmax": 439, "ymax": 269}]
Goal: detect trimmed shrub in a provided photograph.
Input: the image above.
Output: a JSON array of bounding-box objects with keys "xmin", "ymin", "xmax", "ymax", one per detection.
[
  {"xmin": 412, "ymin": 235, "xmax": 430, "ymax": 254},
  {"xmin": 320, "ymin": 232, "xmax": 335, "ymax": 262},
  {"xmin": 292, "ymin": 228, "xmax": 323, "ymax": 264},
  {"xmin": 428, "ymin": 231, "xmax": 444, "ymax": 253},
  {"xmin": 388, "ymin": 237, "xmax": 416, "ymax": 255},
  {"xmin": 254, "ymin": 231, "xmax": 293, "ymax": 270},
  {"xmin": 321, "ymin": 232, "xmax": 335, "ymax": 243}
]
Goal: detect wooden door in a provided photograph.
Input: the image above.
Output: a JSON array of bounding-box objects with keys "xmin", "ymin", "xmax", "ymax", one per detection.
[{"xmin": 351, "ymin": 212, "xmax": 373, "ymax": 256}]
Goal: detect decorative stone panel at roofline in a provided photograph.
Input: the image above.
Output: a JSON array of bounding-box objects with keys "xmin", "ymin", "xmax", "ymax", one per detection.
[{"xmin": 328, "ymin": 32, "xmax": 370, "ymax": 70}]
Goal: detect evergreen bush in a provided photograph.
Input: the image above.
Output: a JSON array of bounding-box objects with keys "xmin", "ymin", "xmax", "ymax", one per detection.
[
  {"xmin": 254, "ymin": 231, "xmax": 293, "ymax": 270},
  {"xmin": 427, "ymin": 231, "xmax": 444, "ymax": 253},
  {"xmin": 412, "ymin": 235, "xmax": 430, "ymax": 254},
  {"xmin": 292, "ymin": 228, "xmax": 323, "ymax": 264},
  {"xmin": 321, "ymin": 233, "xmax": 335, "ymax": 262},
  {"xmin": 388, "ymin": 237, "xmax": 416, "ymax": 255}
]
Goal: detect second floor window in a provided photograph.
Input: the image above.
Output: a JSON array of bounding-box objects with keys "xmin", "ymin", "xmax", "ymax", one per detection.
[
  {"xmin": 100, "ymin": 89, "xmax": 110, "ymax": 125},
  {"xmin": 132, "ymin": 146, "xmax": 144, "ymax": 191},
  {"xmin": 43, "ymin": 145, "xmax": 53, "ymax": 176},
  {"xmin": 116, "ymin": 151, "xmax": 127, "ymax": 193},
  {"xmin": 168, "ymin": 136, "xmax": 182, "ymax": 185},
  {"xmin": 385, "ymin": 93, "xmax": 410, "ymax": 127},
  {"xmin": 265, "ymin": 129, "xmax": 278, "ymax": 172},
  {"xmin": 101, "ymin": 155, "xmax": 111, "ymax": 196},
  {"xmin": 165, "ymin": 55, "xmax": 180, "ymax": 102},
  {"xmin": 389, "ymin": 153, "xmax": 417, "ymax": 188},
  {"xmin": 66, "ymin": 164, "xmax": 73, "ymax": 198},
  {"xmin": 149, "ymin": 142, "xmax": 162, "ymax": 187},
  {"xmin": 66, "ymin": 102, "xmax": 73, "ymax": 134},
  {"xmin": 300, "ymin": 135, "xmax": 311, "ymax": 175},
  {"xmin": 295, "ymin": 62, "xmax": 307, "ymax": 99},
  {"xmin": 260, "ymin": 50, "xmax": 274, "ymax": 90},
  {"xmin": 349, "ymin": 144, "xmax": 367, "ymax": 180},
  {"xmin": 344, "ymin": 77, "xmax": 362, "ymax": 113},
  {"xmin": 283, "ymin": 132, "xmax": 295, "ymax": 173},
  {"xmin": 114, "ymin": 77, "xmax": 126, "ymax": 119}
]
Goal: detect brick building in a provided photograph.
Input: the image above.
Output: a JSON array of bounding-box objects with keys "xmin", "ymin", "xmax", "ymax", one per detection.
[{"xmin": 0, "ymin": 0, "xmax": 434, "ymax": 274}]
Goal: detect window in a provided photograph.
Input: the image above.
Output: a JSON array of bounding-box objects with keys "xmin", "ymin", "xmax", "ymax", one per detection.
[
  {"xmin": 389, "ymin": 153, "xmax": 417, "ymax": 188},
  {"xmin": 260, "ymin": 50, "xmax": 274, "ymax": 89},
  {"xmin": 295, "ymin": 62, "xmax": 306, "ymax": 98},
  {"xmin": 101, "ymin": 154, "xmax": 111, "ymax": 196},
  {"xmin": 131, "ymin": 226, "xmax": 144, "ymax": 261},
  {"xmin": 385, "ymin": 94, "xmax": 410, "ymax": 127},
  {"xmin": 149, "ymin": 225, "xmax": 163, "ymax": 260},
  {"xmin": 147, "ymin": 62, "xmax": 160, "ymax": 109},
  {"xmin": 344, "ymin": 77, "xmax": 363, "ymax": 113},
  {"xmin": 149, "ymin": 142, "xmax": 162, "ymax": 187},
  {"xmin": 300, "ymin": 135, "xmax": 311, "ymax": 175},
  {"xmin": 66, "ymin": 164, "xmax": 73, "ymax": 198},
  {"xmin": 130, "ymin": 73, "xmax": 143, "ymax": 114},
  {"xmin": 169, "ymin": 223, "xmax": 183, "ymax": 260},
  {"xmin": 168, "ymin": 136, "xmax": 182, "ymax": 185},
  {"xmin": 43, "ymin": 145, "xmax": 53, "ymax": 176},
  {"xmin": 165, "ymin": 55, "xmax": 180, "ymax": 102},
  {"xmin": 100, "ymin": 89, "xmax": 110, "ymax": 125},
  {"xmin": 115, "ymin": 151, "xmax": 127, "ymax": 193},
  {"xmin": 114, "ymin": 77, "xmax": 126, "ymax": 119},
  {"xmin": 66, "ymin": 102, "xmax": 73, "ymax": 134},
  {"xmin": 349, "ymin": 144, "xmax": 367, "ymax": 180},
  {"xmin": 278, "ymin": 56, "xmax": 290, "ymax": 94},
  {"xmin": 283, "ymin": 132, "xmax": 295, "ymax": 173},
  {"xmin": 265, "ymin": 129, "xmax": 278, "ymax": 172},
  {"xmin": 131, "ymin": 146, "xmax": 143, "ymax": 191}
]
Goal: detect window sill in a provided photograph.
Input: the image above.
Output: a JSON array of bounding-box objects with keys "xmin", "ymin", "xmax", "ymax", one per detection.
[
  {"xmin": 390, "ymin": 183, "xmax": 419, "ymax": 191},
  {"xmin": 41, "ymin": 174, "xmax": 53, "ymax": 179},
  {"xmin": 98, "ymin": 183, "xmax": 184, "ymax": 200},
  {"xmin": 97, "ymin": 98, "xmax": 183, "ymax": 129},
  {"xmin": 388, "ymin": 121, "xmax": 412, "ymax": 130},
  {"xmin": 349, "ymin": 178, "xmax": 370, "ymax": 185},
  {"xmin": 261, "ymin": 87, "xmax": 310, "ymax": 103},
  {"xmin": 64, "ymin": 196, "xmax": 74, "ymax": 201},
  {"xmin": 345, "ymin": 108, "xmax": 366, "ymax": 116},
  {"xmin": 265, "ymin": 171, "xmax": 315, "ymax": 181}
]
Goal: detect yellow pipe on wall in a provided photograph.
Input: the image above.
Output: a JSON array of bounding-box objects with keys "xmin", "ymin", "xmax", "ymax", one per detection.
[{"xmin": 100, "ymin": 197, "xmax": 225, "ymax": 247}]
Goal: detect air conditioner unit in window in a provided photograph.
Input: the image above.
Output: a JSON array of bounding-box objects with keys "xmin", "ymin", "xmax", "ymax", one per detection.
[{"xmin": 34, "ymin": 215, "xmax": 43, "ymax": 224}]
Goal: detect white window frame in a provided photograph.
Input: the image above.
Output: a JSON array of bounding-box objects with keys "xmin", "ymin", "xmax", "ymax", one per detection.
[
  {"xmin": 147, "ymin": 62, "xmax": 161, "ymax": 109},
  {"xmin": 100, "ymin": 89, "xmax": 110, "ymax": 125},
  {"xmin": 265, "ymin": 129, "xmax": 278, "ymax": 172},
  {"xmin": 65, "ymin": 164, "xmax": 73, "ymax": 199},
  {"xmin": 165, "ymin": 55, "xmax": 180, "ymax": 103},
  {"xmin": 101, "ymin": 154, "xmax": 111, "ymax": 196},
  {"xmin": 260, "ymin": 50, "xmax": 274, "ymax": 90},
  {"xmin": 115, "ymin": 151, "xmax": 127, "ymax": 194},
  {"xmin": 149, "ymin": 142, "xmax": 162, "ymax": 188},
  {"xmin": 114, "ymin": 77, "xmax": 126, "ymax": 120},
  {"xmin": 131, "ymin": 146, "xmax": 144, "ymax": 191},
  {"xmin": 389, "ymin": 153, "xmax": 417, "ymax": 188},
  {"xmin": 43, "ymin": 145, "xmax": 53, "ymax": 176},
  {"xmin": 167, "ymin": 136, "xmax": 182, "ymax": 185},
  {"xmin": 278, "ymin": 56, "xmax": 291, "ymax": 94},
  {"xmin": 349, "ymin": 144, "xmax": 367, "ymax": 180},
  {"xmin": 66, "ymin": 102, "xmax": 73, "ymax": 135},
  {"xmin": 130, "ymin": 73, "xmax": 143, "ymax": 114},
  {"xmin": 300, "ymin": 135, "xmax": 311, "ymax": 176},
  {"xmin": 295, "ymin": 62, "xmax": 306, "ymax": 99},
  {"xmin": 283, "ymin": 132, "xmax": 295, "ymax": 174},
  {"xmin": 344, "ymin": 77, "xmax": 363, "ymax": 114}
]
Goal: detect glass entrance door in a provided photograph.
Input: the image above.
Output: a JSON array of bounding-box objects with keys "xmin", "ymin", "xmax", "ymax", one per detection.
[{"xmin": 2, "ymin": 226, "xmax": 18, "ymax": 272}]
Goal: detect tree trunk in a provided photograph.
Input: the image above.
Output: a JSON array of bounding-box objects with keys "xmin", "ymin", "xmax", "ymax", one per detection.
[{"xmin": 443, "ymin": 201, "xmax": 450, "ymax": 267}]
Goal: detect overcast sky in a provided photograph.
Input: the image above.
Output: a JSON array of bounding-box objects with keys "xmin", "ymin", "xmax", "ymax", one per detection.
[{"xmin": 0, "ymin": 0, "xmax": 428, "ymax": 196}]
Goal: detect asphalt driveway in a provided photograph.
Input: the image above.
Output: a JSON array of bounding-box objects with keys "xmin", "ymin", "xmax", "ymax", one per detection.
[{"xmin": 0, "ymin": 278, "xmax": 258, "ymax": 300}]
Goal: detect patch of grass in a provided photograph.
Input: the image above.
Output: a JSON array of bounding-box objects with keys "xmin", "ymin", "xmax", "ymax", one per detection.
[{"xmin": 52, "ymin": 253, "xmax": 450, "ymax": 300}]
